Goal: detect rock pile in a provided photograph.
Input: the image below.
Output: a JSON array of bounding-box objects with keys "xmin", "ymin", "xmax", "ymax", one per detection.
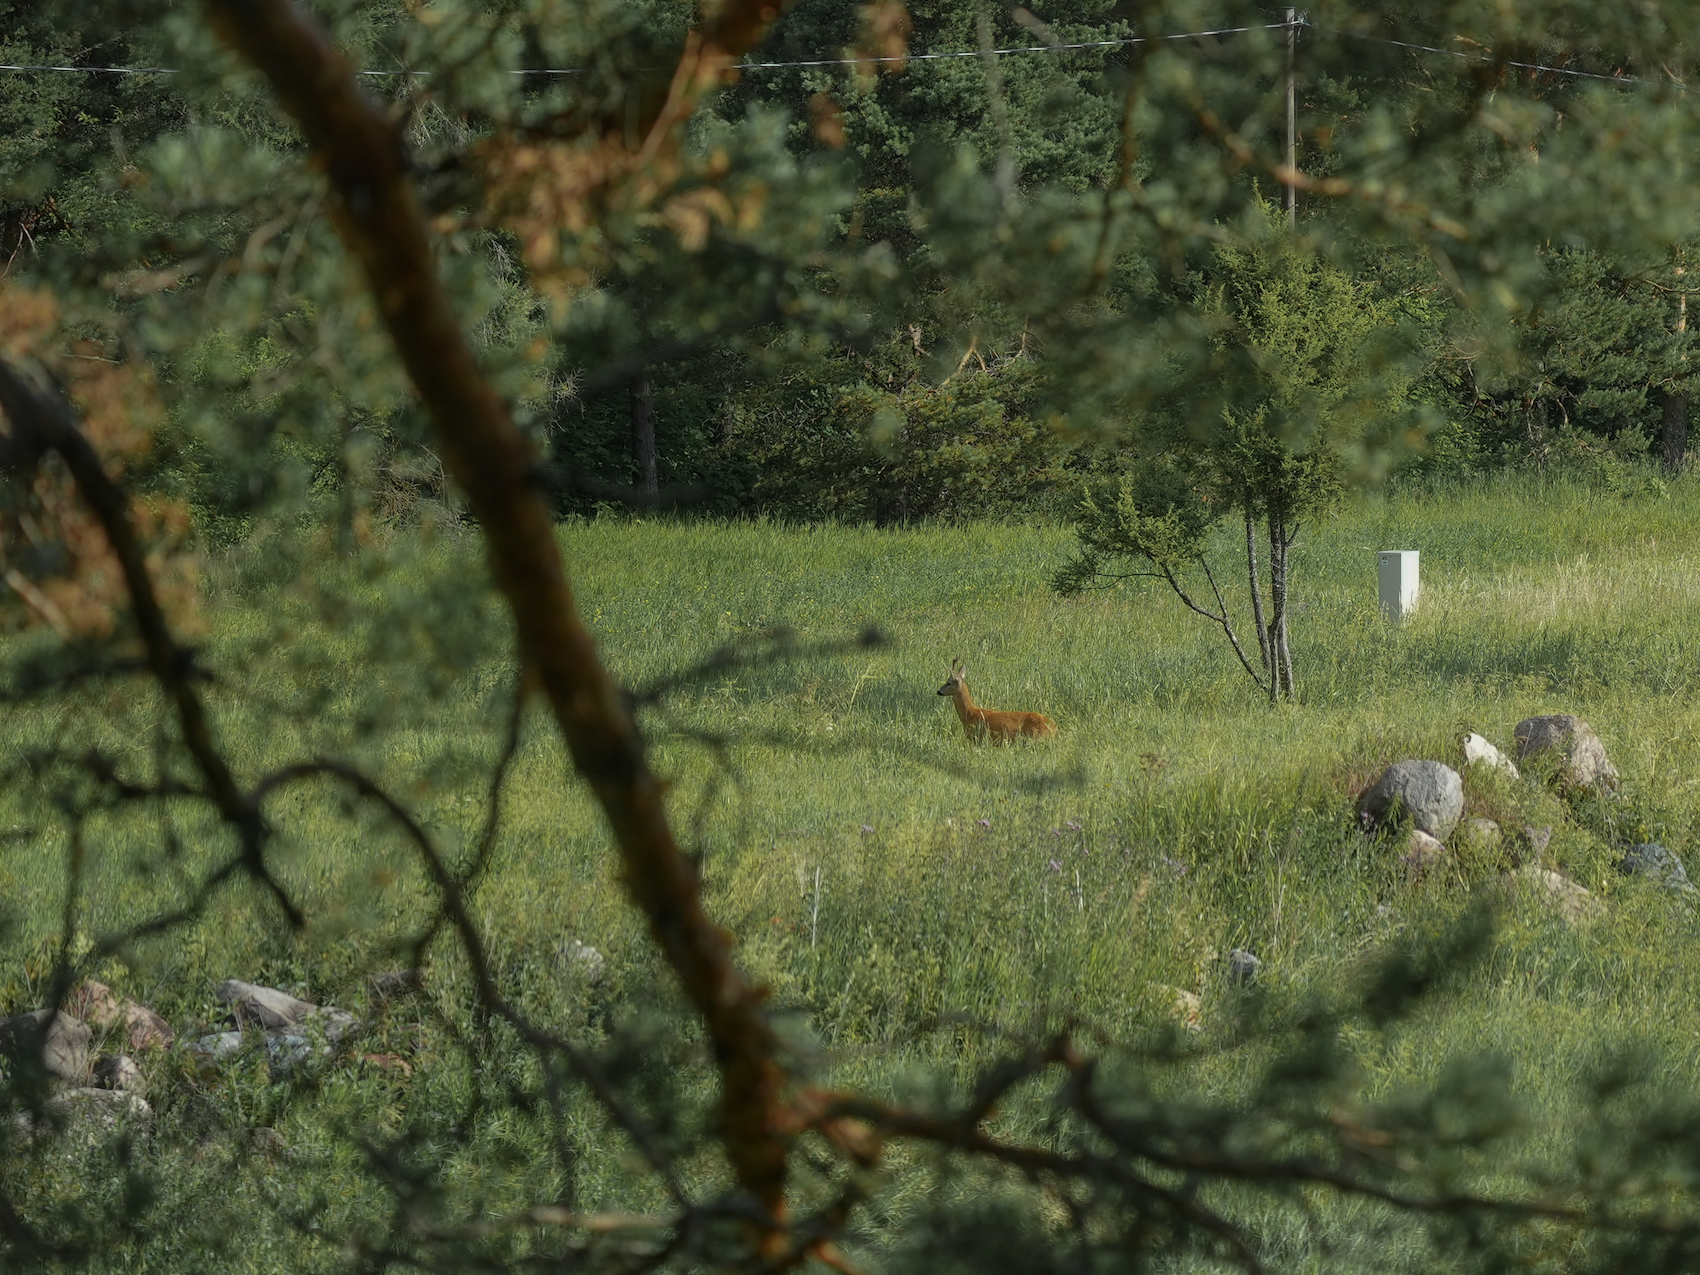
[
  {"xmin": 186, "ymin": 980, "xmax": 361, "ymax": 1077},
  {"xmin": 2, "ymin": 971, "xmax": 396, "ymax": 1144},
  {"xmin": 2, "ymin": 1000, "xmax": 155, "ymax": 1138},
  {"xmin": 1359, "ymin": 720, "xmax": 1623, "ymax": 922}
]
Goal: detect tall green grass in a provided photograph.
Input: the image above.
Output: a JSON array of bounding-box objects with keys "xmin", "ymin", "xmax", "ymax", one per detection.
[{"xmin": 5, "ymin": 471, "xmax": 1700, "ymax": 1269}]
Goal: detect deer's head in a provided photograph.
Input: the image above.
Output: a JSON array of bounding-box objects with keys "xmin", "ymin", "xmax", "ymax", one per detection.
[{"xmin": 937, "ymin": 658, "xmax": 966, "ymax": 696}]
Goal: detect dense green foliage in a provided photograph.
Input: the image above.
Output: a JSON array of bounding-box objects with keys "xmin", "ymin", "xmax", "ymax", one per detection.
[
  {"xmin": 6, "ymin": 2, "xmax": 1695, "ymax": 532},
  {"xmin": 1055, "ymin": 200, "xmax": 1420, "ymax": 698}
]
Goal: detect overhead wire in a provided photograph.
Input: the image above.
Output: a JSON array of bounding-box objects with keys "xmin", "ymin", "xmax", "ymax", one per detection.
[
  {"xmin": 1323, "ymin": 25, "xmax": 1654, "ymax": 86},
  {"xmin": 0, "ymin": 18, "xmax": 1671, "ymax": 89},
  {"xmin": 0, "ymin": 21, "xmax": 1290, "ymax": 78}
]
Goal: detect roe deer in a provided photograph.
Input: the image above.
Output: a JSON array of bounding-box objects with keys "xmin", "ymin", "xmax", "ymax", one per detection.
[{"xmin": 937, "ymin": 658, "xmax": 1056, "ymax": 744}]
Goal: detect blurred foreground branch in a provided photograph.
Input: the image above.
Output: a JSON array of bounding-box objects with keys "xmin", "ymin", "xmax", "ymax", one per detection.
[{"xmin": 201, "ymin": 0, "xmax": 800, "ymax": 1236}]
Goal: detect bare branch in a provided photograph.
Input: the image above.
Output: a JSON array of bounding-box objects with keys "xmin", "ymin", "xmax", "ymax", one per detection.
[
  {"xmin": 248, "ymin": 758, "xmax": 689, "ymax": 1206},
  {"xmin": 0, "ymin": 360, "xmax": 303, "ymax": 927}
]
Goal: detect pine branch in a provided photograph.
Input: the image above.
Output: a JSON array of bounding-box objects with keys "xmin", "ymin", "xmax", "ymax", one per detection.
[{"xmin": 199, "ymin": 0, "xmax": 799, "ymax": 1237}]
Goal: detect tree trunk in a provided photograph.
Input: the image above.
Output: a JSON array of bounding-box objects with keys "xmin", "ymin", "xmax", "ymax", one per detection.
[
  {"xmin": 1664, "ymin": 390, "xmax": 1689, "ymax": 474},
  {"xmin": 630, "ymin": 372, "xmax": 658, "ymax": 504},
  {"xmin": 1267, "ymin": 513, "xmax": 1294, "ymax": 701},
  {"xmin": 1245, "ymin": 515, "xmax": 1272, "ymax": 687}
]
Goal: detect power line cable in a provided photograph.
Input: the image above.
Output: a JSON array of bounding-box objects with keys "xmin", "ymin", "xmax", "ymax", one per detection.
[
  {"xmin": 0, "ymin": 20, "xmax": 1291, "ymax": 78},
  {"xmin": 1, "ymin": 19, "xmax": 1668, "ymax": 89},
  {"xmin": 736, "ymin": 23, "xmax": 1286, "ymax": 70},
  {"xmin": 1321, "ymin": 26, "xmax": 1653, "ymax": 86}
]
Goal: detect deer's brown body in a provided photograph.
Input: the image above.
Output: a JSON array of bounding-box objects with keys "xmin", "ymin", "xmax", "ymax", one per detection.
[{"xmin": 937, "ymin": 659, "xmax": 1056, "ymax": 744}]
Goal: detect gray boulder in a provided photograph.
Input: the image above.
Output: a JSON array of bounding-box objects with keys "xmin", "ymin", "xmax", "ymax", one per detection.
[
  {"xmin": 94, "ymin": 1054, "xmax": 143, "ymax": 1092},
  {"xmin": 1619, "ymin": 843, "xmax": 1697, "ymax": 895},
  {"xmin": 187, "ymin": 1032, "xmax": 246, "ymax": 1067},
  {"xmin": 68, "ymin": 981, "xmax": 173, "ymax": 1051},
  {"xmin": 1454, "ymin": 818, "xmax": 1503, "ymax": 855},
  {"xmin": 217, "ymin": 980, "xmax": 316, "ymax": 1030},
  {"xmin": 1225, "ymin": 949, "xmax": 1262, "ymax": 986},
  {"xmin": 1358, "ymin": 761, "xmax": 1465, "ymax": 841},
  {"xmin": 1514, "ymin": 715, "xmax": 1619, "ymax": 792},
  {"xmin": 217, "ymin": 980, "xmax": 358, "ymax": 1042},
  {"xmin": 0, "ymin": 1009, "xmax": 91, "ymax": 1084},
  {"xmin": 14, "ymin": 1087, "xmax": 152, "ymax": 1143}
]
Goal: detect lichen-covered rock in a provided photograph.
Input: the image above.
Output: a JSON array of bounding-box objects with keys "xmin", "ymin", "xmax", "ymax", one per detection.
[
  {"xmin": 1619, "ymin": 843, "xmax": 1697, "ymax": 895},
  {"xmin": 93, "ymin": 1054, "xmax": 142, "ymax": 1092},
  {"xmin": 1507, "ymin": 866, "xmax": 1606, "ymax": 925},
  {"xmin": 1359, "ymin": 761, "xmax": 1465, "ymax": 840},
  {"xmin": 1455, "ymin": 818, "xmax": 1503, "ymax": 855},
  {"xmin": 217, "ymin": 980, "xmax": 358, "ymax": 1041},
  {"xmin": 68, "ymin": 981, "xmax": 173, "ymax": 1052},
  {"xmin": 0, "ymin": 1009, "xmax": 91, "ymax": 1084},
  {"xmin": 1462, "ymin": 733, "xmax": 1519, "ymax": 779},
  {"xmin": 1514, "ymin": 715, "xmax": 1619, "ymax": 792},
  {"xmin": 1399, "ymin": 828, "xmax": 1447, "ymax": 884},
  {"xmin": 14, "ymin": 1087, "xmax": 152, "ymax": 1143}
]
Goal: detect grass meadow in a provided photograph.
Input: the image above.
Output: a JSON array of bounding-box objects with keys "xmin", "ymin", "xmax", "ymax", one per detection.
[{"xmin": 7, "ymin": 471, "xmax": 1700, "ymax": 1269}]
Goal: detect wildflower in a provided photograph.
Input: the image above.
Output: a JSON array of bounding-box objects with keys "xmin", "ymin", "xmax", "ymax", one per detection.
[
  {"xmin": 1047, "ymin": 859, "xmax": 1063, "ymax": 872},
  {"xmin": 1066, "ymin": 820, "xmax": 1082, "ymax": 831}
]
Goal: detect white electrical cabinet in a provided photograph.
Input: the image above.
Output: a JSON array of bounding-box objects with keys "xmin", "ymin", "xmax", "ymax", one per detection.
[{"xmin": 1378, "ymin": 550, "xmax": 1419, "ymax": 620}]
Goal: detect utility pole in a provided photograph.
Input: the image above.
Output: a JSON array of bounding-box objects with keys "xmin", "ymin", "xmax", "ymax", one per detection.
[
  {"xmin": 1665, "ymin": 251, "xmax": 1689, "ymax": 473},
  {"xmin": 1285, "ymin": 8, "xmax": 1298, "ymax": 230}
]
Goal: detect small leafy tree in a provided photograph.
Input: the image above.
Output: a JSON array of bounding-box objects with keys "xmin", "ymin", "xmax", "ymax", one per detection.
[{"xmin": 1056, "ymin": 202, "xmax": 1416, "ymax": 701}]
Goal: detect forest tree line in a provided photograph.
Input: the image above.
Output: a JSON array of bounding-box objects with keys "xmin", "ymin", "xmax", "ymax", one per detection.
[{"xmin": 4, "ymin": 0, "xmax": 1696, "ymax": 543}]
